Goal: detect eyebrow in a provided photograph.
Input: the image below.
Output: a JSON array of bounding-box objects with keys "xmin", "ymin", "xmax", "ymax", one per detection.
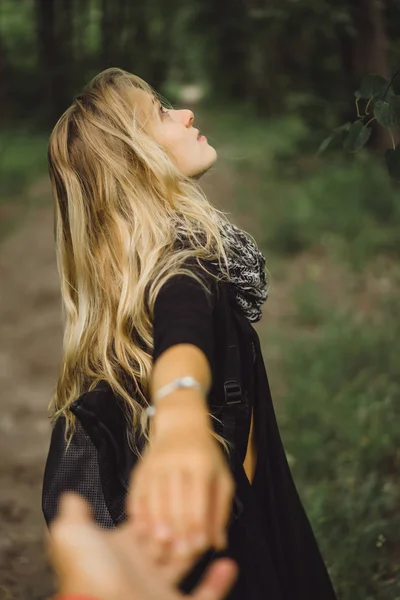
[{"xmin": 151, "ymin": 95, "xmax": 161, "ymax": 117}]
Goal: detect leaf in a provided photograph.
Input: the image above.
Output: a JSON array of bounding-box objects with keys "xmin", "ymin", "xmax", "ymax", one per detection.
[
  {"xmin": 317, "ymin": 122, "xmax": 351, "ymax": 155},
  {"xmin": 390, "ymin": 69, "xmax": 400, "ymax": 95},
  {"xmin": 317, "ymin": 135, "xmax": 335, "ymax": 155},
  {"xmin": 355, "ymin": 74, "xmax": 389, "ymax": 100},
  {"xmin": 385, "ymin": 147, "xmax": 400, "ymax": 181},
  {"xmin": 374, "ymin": 95, "xmax": 400, "ymax": 127},
  {"xmin": 343, "ymin": 122, "xmax": 372, "ymax": 152},
  {"xmin": 334, "ymin": 122, "xmax": 352, "ymax": 134}
]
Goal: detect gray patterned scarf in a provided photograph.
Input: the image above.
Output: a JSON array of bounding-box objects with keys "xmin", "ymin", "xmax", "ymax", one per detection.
[
  {"xmin": 175, "ymin": 221, "xmax": 268, "ymax": 323},
  {"xmin": 211, "ymin": 221, "xmax": 268, "ymax": 323}
]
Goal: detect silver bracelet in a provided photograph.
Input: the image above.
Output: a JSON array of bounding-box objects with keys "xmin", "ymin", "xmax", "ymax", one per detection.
[{"xmin": 145, "ymin": 376, "xmax": 206, "ymax": 418}]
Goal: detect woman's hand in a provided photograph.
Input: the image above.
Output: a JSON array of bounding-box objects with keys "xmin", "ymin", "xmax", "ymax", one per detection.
[{"xmin": 128, "ymin": 392, "xmax": 235, "ymax": 564}]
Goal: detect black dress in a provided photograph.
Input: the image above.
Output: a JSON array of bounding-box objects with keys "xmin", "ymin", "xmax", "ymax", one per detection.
[{"xmin": 42, "ymin": 266, "xmax": 338, "ymax": 600}]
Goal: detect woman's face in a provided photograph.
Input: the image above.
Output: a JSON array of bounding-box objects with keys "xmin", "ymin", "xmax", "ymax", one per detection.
[{"xmin": 145, "ymin": 93, "xmax": 218, "ymax": 178}]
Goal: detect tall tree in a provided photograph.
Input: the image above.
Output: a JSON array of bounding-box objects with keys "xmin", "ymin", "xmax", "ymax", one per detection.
[
  {"xmin": 351, "ymin": 0, "xmax": 391, "ymax": 149},
  {"xmin": 35, "ymin": 0, "xmax": 68, "ymax": 123},
  {"xmin": 193, "ymin": 0, "xmax": 250, "ymax": 102}
]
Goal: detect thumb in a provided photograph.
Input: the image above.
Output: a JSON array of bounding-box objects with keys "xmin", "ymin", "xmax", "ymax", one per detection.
[
  {"xmin": 47, "ymin": 493, "xmax": 94, "ymax": 576},
  {"xmin": 56, "ymin": 492, "xmax": 93, "ymax": 525},
  {"xmin": 190, "ymin": 558, "xmax": 239, "ymax": 600}
]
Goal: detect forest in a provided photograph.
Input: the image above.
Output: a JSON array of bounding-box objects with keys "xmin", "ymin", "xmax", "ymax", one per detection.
[{"xmin": 1, "ymin": 1, "xmax": 400, "ymax": 599}]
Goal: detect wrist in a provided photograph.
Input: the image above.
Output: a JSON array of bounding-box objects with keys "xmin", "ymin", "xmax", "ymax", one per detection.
[{"xmin": 152, "ymin": 389, "xmax": 210, "ymax": 430}]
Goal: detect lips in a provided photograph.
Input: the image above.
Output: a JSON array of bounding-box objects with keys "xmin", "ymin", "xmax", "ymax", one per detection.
[{"xmin": 195, "ymin": 128, "xmax": 206, "ymax": 142}]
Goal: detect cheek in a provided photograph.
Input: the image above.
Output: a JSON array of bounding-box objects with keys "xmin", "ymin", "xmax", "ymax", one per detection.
[{"xmin": 167, "ymin": 134, "xmax": 195, "ymax": 160}]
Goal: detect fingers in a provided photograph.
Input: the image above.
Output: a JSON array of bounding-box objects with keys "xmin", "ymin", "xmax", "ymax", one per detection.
[
  {"xmin": 148, "ymin": 473, "xmax": 174, "ymax": 560},
  {"xmin": 210, "ymin": 475, "xmax": 234, "ymax": 550},
  {"xmin": 130, "ymin": 470, "xmax": 233, "ymax": 556},
  {"xmin": 169, "ymin": 470, "xmax": 187, "ymax": 554},
  {"xmin": 191, "ymin": 558, "xmax": 239, "ymax": 600},
  {"xmin": 188, "ymin": 472, "xmax": 211, "ymax": 551},
  {"xmin": 47, "ymin": 493, "xmax": 96, "ymax": 587},
  {"xmin": 127, "ymin": 441, "xmax": 235, "ymax": 565},
  {"xmin": 149, "ymin": 470, "xmax": 210, "ymax": 559},
  {"xmin": 169, "ymin": 469, "xmax": 216, "ymax": 557},
  {"xmin": 57, "ymin": 492, "xmax": 92, "ymax": 524},
  {"xmin": 130, "ymin": 467, "xmax": 211, "ymax": 560}
]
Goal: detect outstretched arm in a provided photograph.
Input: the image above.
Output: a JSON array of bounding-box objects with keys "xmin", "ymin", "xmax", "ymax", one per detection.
[{"xmin": 128, "ymin": 271, "xmax": 234, "ymax": 566}]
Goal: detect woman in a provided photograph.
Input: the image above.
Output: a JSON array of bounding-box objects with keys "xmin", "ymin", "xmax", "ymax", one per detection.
[{"xmin": 42, "ymin": 67, "xmax": 338, "ymax": 600}]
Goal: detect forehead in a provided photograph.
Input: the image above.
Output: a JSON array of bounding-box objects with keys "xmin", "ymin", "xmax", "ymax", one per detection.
[
  {"xmin": 129, "ymin": 88, "xmax": 159, "ymax": 127},
  {"xmin": 132, "ymin": 88, "xmax": 157, "ymax": 112}
]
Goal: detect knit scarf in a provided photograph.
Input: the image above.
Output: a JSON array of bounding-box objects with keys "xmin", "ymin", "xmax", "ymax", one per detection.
[
  {"xmin": 211, "ymin": 221, "xmax": 268, "ymax": 323},
  {"xmin": 175, "ymin": 221, "xmax": 268, "ymax": 323}
]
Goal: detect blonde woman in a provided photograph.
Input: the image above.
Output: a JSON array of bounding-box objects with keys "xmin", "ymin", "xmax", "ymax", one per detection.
[{"xmin": 42, "ymin": 68, "xmax": 338, "ymax": 600}]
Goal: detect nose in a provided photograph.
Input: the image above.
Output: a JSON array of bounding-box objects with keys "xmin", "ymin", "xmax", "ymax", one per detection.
[{"xmin": 176, "ymin": 108, "xmax": 194, "ymax": 128}]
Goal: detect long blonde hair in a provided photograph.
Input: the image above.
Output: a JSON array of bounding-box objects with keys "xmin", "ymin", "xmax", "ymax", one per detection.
[{"xmin": 48, "ymin": 67, "xmax": 234, "ymax": 454}]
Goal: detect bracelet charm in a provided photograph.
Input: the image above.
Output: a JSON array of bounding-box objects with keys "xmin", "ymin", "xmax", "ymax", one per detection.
[{"xmin": 145, "ymin": 376, "xmax": 206, "ymax": 418}]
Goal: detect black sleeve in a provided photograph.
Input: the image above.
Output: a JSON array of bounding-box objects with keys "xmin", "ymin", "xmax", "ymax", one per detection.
[
  {"xmin": 42, "ymin": 418, "xmax": 115, "ymax": 529},
  {"xmin": 152, "ymin": 267, "xmax": 217, "ymax": 370}
]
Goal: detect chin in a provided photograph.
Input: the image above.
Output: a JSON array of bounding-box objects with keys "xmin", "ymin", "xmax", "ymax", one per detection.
[{"xmin": 189, "ymin": 152, "xmax": 218, "ymax": 180}]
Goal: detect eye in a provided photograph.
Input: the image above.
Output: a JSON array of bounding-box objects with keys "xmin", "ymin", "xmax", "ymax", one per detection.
[{"xmin": 159, "ymin": 104, "xmax": 169, "ymax": 117}]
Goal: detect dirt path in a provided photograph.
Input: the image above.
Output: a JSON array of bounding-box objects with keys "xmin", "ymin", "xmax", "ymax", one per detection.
[{"xmin": 0, "ymin": 182, "xmax": 62, "ymax": 599}]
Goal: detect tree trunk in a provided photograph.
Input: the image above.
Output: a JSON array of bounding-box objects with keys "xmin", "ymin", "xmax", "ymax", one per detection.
[
  {"xmin": 246, "ymin": 1, "xmax": 285, "ymax": 116},
  {"xmin": 351, "ymin": 0, "xmax": 391, "ymax": 150},
  {"xmin": 101, "ymin": 0, "xmax": 113, "ymax": 67},
  {"xmin": 35, "ymin": 0, "xmax": 67, "ymax": 123},
  {"xmin": 59, "ymin": 0, "xmax": 74, "ymax": 97}
]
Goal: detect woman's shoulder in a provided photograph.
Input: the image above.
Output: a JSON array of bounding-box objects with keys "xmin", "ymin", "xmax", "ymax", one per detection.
[{"xmin": 155, "ymin": 257, "xmax": 222, "ymax": 309}]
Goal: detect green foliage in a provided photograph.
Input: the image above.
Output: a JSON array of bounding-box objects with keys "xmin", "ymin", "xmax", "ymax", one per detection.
[
  {"xmin": 0, "ymin": 129, "xmax": 49, "ymax": 199},
  {"xmin": 198, "ymin": 103, "xmax": 400, "ymax": 597},
  {"xmin": 0, "ymin": 128, "xmax": 49, "ymax": 239},
  {"xmin": 0, "ymin": 0, "xmax": 37, "ymax": 70},
  {"xmin": 354, "ymin": 74, "xmax": 390, "ymax": 101},
  {"xmin": 385, "ymin": 147, "xmax": 400, "ymax": 181},
  {"xmin": 260, "ymin": 158, "xmax": 400, "ymax": 266},
  {"xmin": 278, "ymin": 298, "xmax": 400, "ymax": 599},
  {"xmin": 321, "ymin": 70, "xmax": 400, "ymax": 179},
  {"xmin": 207, "ymin": 104, "xmax": 400, "ymax": 268},
  {"xmin": 262, "ymin": 153, "xmax": 400, "ymax": 265},
  {"xmin": 343, "ymin": 121, "xmax": 372, "ymax": 152},
  {"xmin": 318, "ymin": 122, "xmax": 351, "ymax": 155},
  {"xmin": 374, "ymin": 96, "xmax": 400, "ymax": 128},
  {"xmin": 1, "ymin": 0, "xmax": 395, "ymax": 131},
  {"xmin": 292, "ymin": 281, "xmax": 329, "ymax": 327}
]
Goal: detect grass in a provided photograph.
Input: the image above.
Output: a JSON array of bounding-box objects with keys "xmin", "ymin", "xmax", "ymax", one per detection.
[
  {"xmin": 0, "ymin": 128, "xmax": 48, "ymax": 197},
  {"xmin": 0, "ymin": 128, "xmax": 49, "ymax": 238},
  {"xmin": 279, "ymin": 298, "xmax": 400, "ymax": 599}
]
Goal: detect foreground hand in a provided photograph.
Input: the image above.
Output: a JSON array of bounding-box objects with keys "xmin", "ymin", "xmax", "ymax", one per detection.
[
  {"xmin": 49, "ymin": 493, "xmax": 238, "ymax": 600},
  {"xmin": 128, "ymin": 399, "xmax": 235, "ymax": 564}
]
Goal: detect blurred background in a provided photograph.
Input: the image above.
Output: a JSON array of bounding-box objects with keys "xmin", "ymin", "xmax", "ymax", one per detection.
[{"xmin": 1, "ymin": 0, "xmax": 400, "ymax": 599}]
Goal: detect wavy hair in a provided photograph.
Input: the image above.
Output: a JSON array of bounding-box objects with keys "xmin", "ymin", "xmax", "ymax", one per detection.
[{"xmin": 48, "ymin": 67, "xmax": 235, "ymax": 455}]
